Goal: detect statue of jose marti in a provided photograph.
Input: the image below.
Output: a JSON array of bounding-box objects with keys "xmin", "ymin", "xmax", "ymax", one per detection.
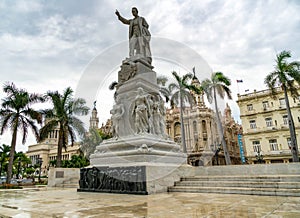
[{"xmin": 115, "ymin": 7, "xmax": 152, "ymax": 64}]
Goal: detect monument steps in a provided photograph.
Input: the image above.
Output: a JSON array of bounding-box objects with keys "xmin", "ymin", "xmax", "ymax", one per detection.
[
  {"xmin": 168, "ymin": 175, "xmax": 300, "ymax": 196},
  {"xmin": 181, "ymin": 175, "xmax": 300, "ymax": 182}
]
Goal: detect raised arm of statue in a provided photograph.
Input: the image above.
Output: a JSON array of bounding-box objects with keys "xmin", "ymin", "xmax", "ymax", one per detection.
[{"xmin": 115, "ymin": 9, "xmax": 130, "ymax": 25}]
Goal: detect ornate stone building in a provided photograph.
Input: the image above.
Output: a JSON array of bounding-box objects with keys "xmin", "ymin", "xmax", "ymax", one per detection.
[
  {"xmin": 165, "ymin": 77, "xmax": 243, "ymax": 166},
  {"xmin": 166, "ymin": 101, "xmax": 243, "ymax": 166},
  {"xmin": 237, "ymin": 86, "xmax": 300, "ymax": 164}
]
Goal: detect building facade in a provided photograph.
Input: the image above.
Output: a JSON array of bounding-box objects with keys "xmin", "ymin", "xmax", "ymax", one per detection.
[
  {"xmin": 166, "ymin": 103, "xmax": 243, "ymax": 166},
  {"xmin": 25, "ymin": 106, "xmax": 100, "ymax": 176},
  {"xmin": 237, "ymin": 86, "xmax": 300, "ymax": 164},
  {"xmin": 166, "ymin": 77, "xmax": 243, "ymax": 166},
  {"xmin": 26, "ymin": 128, "xmax": 81, "ymax": 176}
]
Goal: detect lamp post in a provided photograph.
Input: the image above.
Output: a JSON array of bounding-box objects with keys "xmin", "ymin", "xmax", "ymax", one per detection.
[
  {"xmin": 256, "ymin": 147, "xmax": 264, "ymax": 164},
  {"xmin": 211, "ymin": 144, "xmax": 221, "ymax": 165}
]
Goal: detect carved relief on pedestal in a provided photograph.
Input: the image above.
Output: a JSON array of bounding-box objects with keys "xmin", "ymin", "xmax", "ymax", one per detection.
[
  {"xmin": 118, "ymin": 61, "xmax": 137, "ymax": 86},
  {"xmin": 127, "ymin": 87, "xmax": 167, "ymax": 138}
]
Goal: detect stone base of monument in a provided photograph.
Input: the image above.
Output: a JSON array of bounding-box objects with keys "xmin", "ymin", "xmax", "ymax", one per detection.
[
  {"xmin": 77, "ymin": 164, "xmax": 194, "ymax": 195},
  {"xmin": 78, "ymin": 135, "xmax": 192, "ymax": 194},
  {"xmin": 90, "ymin": 135, "xmax": 186, "ymax": 165}
]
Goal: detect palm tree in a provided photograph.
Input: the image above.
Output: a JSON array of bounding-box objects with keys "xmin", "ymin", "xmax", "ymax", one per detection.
[
  {"xmin": 0, "ymin": 144, "xmax": 10, "ymax": 177},
  {"xmin": 14, "ymin": 151, "xmax": 31, "ymax": 179},
  {"xmin": 201, "ymin": 72, "xmax": 232, "ymax": 165},
  {"xmin": 0, "ymin": 82, "xmax": 43, "ymax": 183},
  {"xmin": 157, "ymin": 75, "xmax": 173, "ymax": 107},
  {"xmin": 168, "ymin": 71, "xmax": 199, "ymax": 153},
  {"xmin": 264, "ymin": 50, "xmax": 300, "ymax": 162},
  {"xmin": 39, "ymin": 87, "xmax": 89, "ymax": 167}
]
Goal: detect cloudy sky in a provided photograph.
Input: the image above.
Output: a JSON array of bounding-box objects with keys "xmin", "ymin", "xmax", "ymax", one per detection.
[{"xmin": 1, "ymin": 0, "xmax": 300, "ymax": 151}]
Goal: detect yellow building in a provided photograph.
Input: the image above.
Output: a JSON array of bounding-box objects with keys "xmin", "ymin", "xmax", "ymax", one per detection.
[
  {"xmin": 26, "ymin": 129, "xmax": 81, "ymax": 176},
  {"xmin": 237, "ymin": 86, "xmax": 300, "ymax": 164}
]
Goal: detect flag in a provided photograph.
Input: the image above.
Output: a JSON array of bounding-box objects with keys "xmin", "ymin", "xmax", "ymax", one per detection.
[
  {"xmin": 236, "ymin": 79, "xmax": 243, "ymax": 83},
  {"xmin": 245, "ymin": 89, "xmax": 249, "ymax": 92}
]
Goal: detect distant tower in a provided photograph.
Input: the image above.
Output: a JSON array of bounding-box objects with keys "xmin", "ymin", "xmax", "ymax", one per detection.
[
  {"xmin": 190, "ymin": 68, "xmax": 205, "ymax": 108},
  {"xmin": 89, "ymin": 101, "xmax": 99, "ymax": 129}
]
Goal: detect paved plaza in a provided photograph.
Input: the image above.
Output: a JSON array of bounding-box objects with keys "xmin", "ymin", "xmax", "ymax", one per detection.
[{"xmin": 1, "ymin": 187, "xmax": 300, "ymax": 217}]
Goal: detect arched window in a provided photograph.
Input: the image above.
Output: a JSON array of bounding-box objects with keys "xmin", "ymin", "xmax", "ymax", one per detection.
[
  {"xmin": 174, "ymin": 122, "xmax": 181, "ymax": 137},
  {"xmin": 202, "ymin": 120, "xmax": 207, "ymax": 132}
]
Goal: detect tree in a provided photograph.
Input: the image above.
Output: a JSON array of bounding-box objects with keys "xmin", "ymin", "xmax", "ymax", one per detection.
[
  {"xmin": 201, "ymin": 72, "xmax": 232, "ymax": 165},
  {"xmin": 264, "ymin": 50, "xmax": 300, "ymax": 162},
  {"xmin": 39, "ymin": 87, "xmax": 89, "ymax": 167},
  {"xmin": 157, "ymin": 75, "xmax": 173, "ymax": 107},
  {"xmin": 80, "ymin": 127, "xmax": 102, "ymax": 160},
  {"xmin": 13, "ymin": 151, "xmax": 32, "ymax": 179},
  {"xmin": 0, "ymin": 82, "xmax": 43, "ymax": 183},
  {"xmin": 0, "ymin": 144, "xmax": 10, "ymax": 177},
  {"xmin": 168, "ymin": 71, "xmax": 199, "ymax": 153},
  {"xmin": 68, "ymin": 155, "xmax": 89, "ymax": 168}
]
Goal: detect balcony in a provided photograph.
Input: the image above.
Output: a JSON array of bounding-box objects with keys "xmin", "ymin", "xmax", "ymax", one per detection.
[
  {"xmin": 280, "ymin": 125, "xmax": 288, "ymax": 129},
  {"xmin": 245, "ymin": 109, "xmax": 256, "ymax": 115}
]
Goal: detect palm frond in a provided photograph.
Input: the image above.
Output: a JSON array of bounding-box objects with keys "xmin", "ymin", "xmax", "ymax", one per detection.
[
  {"xmin": 182, "ymin": 73, "xmax": 193, "ymax": 84},
  {"xmin": 201, "ymin": 79, "xmax": 213, "ymax": 103},
  {"xmin": 39, "ymin": 119, "xmax": 58, "ymax": 142},
  {"xmin": 170, "ymin": 91, "xmax": 180, "ymax": 106},
  {"xmin": 25, "ymin": 116, "xmax": 40, "ymax": 142},
  {"xmin": 20, "ymin": 117, "xmax": 28, "ymax": 145},
  {"xmin": 168, "ymin": 83, "xmax": 179, "ymax": 92},
  {"xmin": 70, "ymin": 117, "xmax": 86, "ymax": 139},
  {"xmin": 172, "ymin": 71, "xmax": 181, "ymax": 84},
  {"xmin": 67, "ymin": 125, "xmax": 76, "ymax": 146},
  {"xmin": 157, "ymin": 76, "xmax": 168, "ymax": 86},
  {"xmin": 0, "ymin": 113, "xmax": 14, "ymax": 134},
  {"xmin": 223, "ymin": 85, "xmax": 232, "ymax": 100},
  {"xmin": 71, "ymin": 98, "xmax": 90, "ymax": 116}
]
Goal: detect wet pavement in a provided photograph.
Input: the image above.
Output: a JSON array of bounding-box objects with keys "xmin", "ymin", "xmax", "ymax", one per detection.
[{"xmin": 1, "ymin": 187, "xmax": 300, "ymax": 217}]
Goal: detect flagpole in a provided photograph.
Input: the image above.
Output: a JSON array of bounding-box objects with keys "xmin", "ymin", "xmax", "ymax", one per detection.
[
  {"xmin": 236, "ymin": 79, "xmax": 243, "ymax": 94},
  {"xmin": 237, "ymin": 80, "xmax": 240, "ymax": 94}
]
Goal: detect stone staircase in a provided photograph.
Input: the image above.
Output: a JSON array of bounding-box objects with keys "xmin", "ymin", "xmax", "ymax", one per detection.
[{"xmin": 168, "ymin": 164, "xmax": 300, "ymax": 196}]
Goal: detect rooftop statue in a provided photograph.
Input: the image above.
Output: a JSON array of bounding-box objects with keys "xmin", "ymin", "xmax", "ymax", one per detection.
[{"xmin": 115, "ymin": 7, "xmax": 152, "ymax": 64}]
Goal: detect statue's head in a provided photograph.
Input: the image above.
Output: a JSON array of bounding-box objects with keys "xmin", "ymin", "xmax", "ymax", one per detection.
[
  {"xmin": 137, "ymin": 87, "xmax": 143, "ymax": 94},
  {"xmin": 132, "ymin": 7, "xmax": 138, "ymax": 17}
]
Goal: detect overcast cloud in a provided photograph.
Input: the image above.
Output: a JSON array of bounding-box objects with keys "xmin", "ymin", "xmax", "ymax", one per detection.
[{"xmin": 0, "ymin": 0, "xmax": 299, "ymax": 151}]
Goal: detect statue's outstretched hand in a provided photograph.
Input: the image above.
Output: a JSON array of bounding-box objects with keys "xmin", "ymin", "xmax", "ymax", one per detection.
[{"xmin": 115, "ymin": 10, "xmax": 120, "ymax": 17}]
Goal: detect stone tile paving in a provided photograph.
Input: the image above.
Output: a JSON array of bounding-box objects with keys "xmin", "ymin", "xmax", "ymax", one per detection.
[{"xmin": 1, "ymin": 188, "xmax": 300, "ymax": 217}]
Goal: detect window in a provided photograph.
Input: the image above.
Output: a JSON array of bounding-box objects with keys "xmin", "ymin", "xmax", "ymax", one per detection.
[
  {"xmin": 252, "ymin": 141, "xmax": 261, "ymax": 152},
  {"xmin": 174, "ymin": 122, "xmax": 181, "ymax": 137},
  {"xmin": 193, "ymin": 121, "xmax": 198, "ymax": 133},
  {"xmin": 262, "ymin": 101, "xmax": 269, "ymax": 109},
  {"xmin": 247, "ymin": 104, "xmax": 253, "ymax": 111},
  {"xmin": 283, "ymin": 115, "xmax": 288, "ymax": 125},
  {"xmin": 287, "ymin": 138, "xmax": 291, "ymax": 148},
  {"xmin": 250, "ymin": 120, "xmax": 256, "ymax": 129},
  {"xmin": 265, "ymin": 117, "xmax": 273, "ymax": 127},
  {"xmin": 269, "ymin": 139, "xmax": 278, "ymax": 151},
  {"xmin": 279, "ymin": 98, "xmax": 285, "ymax": 106}
]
